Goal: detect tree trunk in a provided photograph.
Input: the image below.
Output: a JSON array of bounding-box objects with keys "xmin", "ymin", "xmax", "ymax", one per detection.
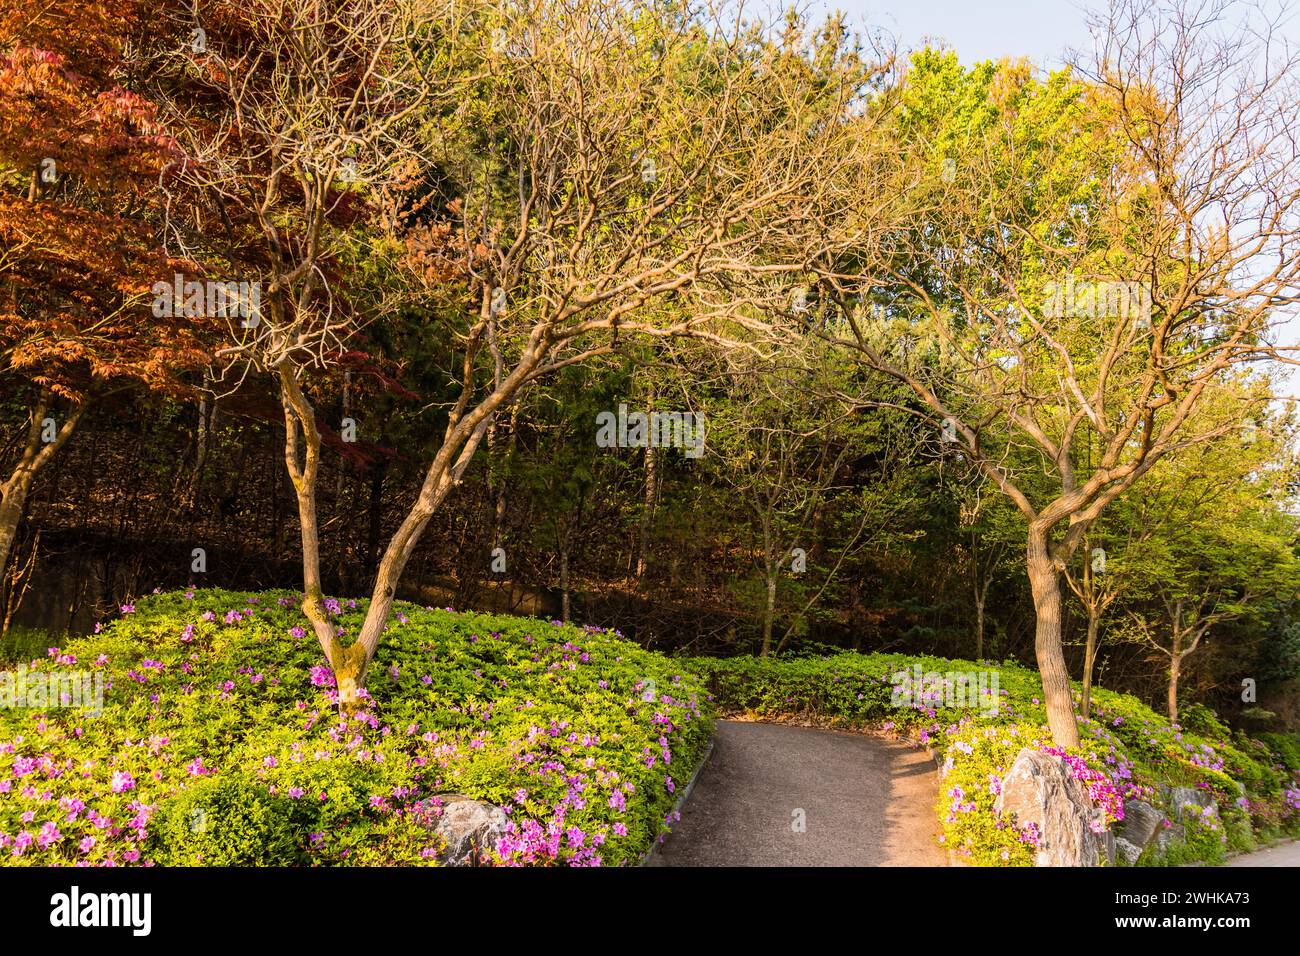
[
  {"xmin": 186, "ymin": 372, "xmax": 215, "ymax": 509},
  {"xmin": 559, "ymin": 533, "xmax": 571, "ymax": 624},
  {"xmin": 492, "ymin": 402, "xmax": 518, "ymax": 550},
  {"xmin": 1081, "ymin": 611, "xmax": 1100, "ymax": 718},
  {"xmin": 1166, "ymin": 623, "xmax": 1183, "ymax": 725},
  {"xmin": 0, "ymin": 489, "xmax": 27, "ymax": 596},
  {"xmin": 365, "ymin": 459, "xmax": 387, "ymax": 577},
  {"xmin": 1027, "ymin": 528, "xmax": 1081, "ymax": 747},
  {"xmin": 636, "ymin": 442, "xmax": 657, "ymax": 582},
  {"xmin": 1167, "ymin": 656, "xmax": 1180, "ymax": 725},
  {"xmin": 761, "ymin": 567, "xmax": 776, "ymax": 657},
  {"xmin": 0, "ymin": 398, "xmax": 86, "ymax": 582},
  {"xmin": 974, "ymin": 594, "xmax": 986, "ymax": 661}
]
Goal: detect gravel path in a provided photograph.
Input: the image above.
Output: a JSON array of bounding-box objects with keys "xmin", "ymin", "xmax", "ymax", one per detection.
[{"xmin": 649, "ymin": 719, "xmax": 947, "ymax": 867}]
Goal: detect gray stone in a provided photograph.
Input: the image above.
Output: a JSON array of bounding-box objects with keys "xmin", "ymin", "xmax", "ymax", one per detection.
[
  {"xmin": 1154, "ymin": 820, "xmax": 1186, "ymax": 854},
  {"xmin": 1115, "ymin": 836, "xmax": 1143, "ymax": 865},
  {"xmin": 1167, "ymin": 786, "xmax": 1215, "ymax": 813},
  {"xmin": 1121, "ymin": 799, "xmax": 1163, "ymax": 849},
  {"xmin": 431, "ymin": 797, "xmax": 507, "ymax": 866},
  {"xmin": 994, "ymin": 748, "xmax": 1111, "ymax": 867},
  {"xmin": 1094, "ymin": 820, "xmax": 1116, "ymax": 866}
]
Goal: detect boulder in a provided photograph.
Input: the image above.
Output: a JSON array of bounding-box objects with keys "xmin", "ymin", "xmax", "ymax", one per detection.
[
  {"xmin": 1095, "ymin": 825, "xmax": 1117, "ymax": 866},
  {"xmin": 1165, "ymin": 785, "xmax": 1215, "ymax": 813},
  {"xmin": 994, "ymin": 748, "xmax": 1112, "ymax": 867},
  {"xmin": 430, "ymin": 797, "xmax": 507, "ymax": 866},
  {"xmin": 1120, "ymin": 799, "xmax": 1163, "ymax": 850},
  {"xmin": 1115, "ymin": 836, "xmax": 1143, "ymax": 865}
]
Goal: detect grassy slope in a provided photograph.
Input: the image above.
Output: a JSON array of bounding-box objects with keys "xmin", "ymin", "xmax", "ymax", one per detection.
[{"xmin": 0, "ymin": 589, "xmax": 713, "ymax": 866}]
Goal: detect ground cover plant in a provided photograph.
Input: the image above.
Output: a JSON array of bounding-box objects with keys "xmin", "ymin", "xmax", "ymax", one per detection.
[{"xmin": 0, "ymin": 589, "xmax": 712, "ymax": 866}]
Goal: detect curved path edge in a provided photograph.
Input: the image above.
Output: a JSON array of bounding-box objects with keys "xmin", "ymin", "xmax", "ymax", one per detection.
[{"xmin": 648, "ymin": 718, "xmax": 946, "ymax": 867}]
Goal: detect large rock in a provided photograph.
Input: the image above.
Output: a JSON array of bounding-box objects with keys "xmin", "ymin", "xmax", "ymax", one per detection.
[
  {"xmin": 994, "ymin": 748, "xmax": 1112, "ymax": 867},
  {"xmin": 1166, "ymin": 786, "xmax": 1215, "ymax": 813},
  {"xmin": 430, "ymin": 797, "xmax": 507, "ymax": 866},
  {"xmin": 1115, "ymin": 837, "xmax": 1143, "ymax": 865},
  {"xmin": 1164, "ymin": 786, "xmax": 1221, "ymax": 840},
  {"xmin": 1120, "ymin": 799, "xmax": 1163, "ymax": 850}
]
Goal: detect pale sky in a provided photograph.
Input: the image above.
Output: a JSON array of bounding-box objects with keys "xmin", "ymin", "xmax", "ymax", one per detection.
[
  {"xmin": 814, "ymin": 0, "xmax": 1300, "ymax": 66},
  {"xmin": 809, "ymin": 0, "xmax": 1300, "ymax": 383}
]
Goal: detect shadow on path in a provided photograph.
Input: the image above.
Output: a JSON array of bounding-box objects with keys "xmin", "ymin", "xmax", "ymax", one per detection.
[{"xmin": 649, "ymin": 719, "xmax": 946, "ymax": 867}]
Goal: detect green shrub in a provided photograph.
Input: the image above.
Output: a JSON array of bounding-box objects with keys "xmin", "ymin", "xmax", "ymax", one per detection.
[
  {"xmin": 1179, "ymin": 702, "xmax": 1231, "ymax": 740},
  {"xmin": 0, "ymin": 625, "xmax": 56, "ymax": 666},
  {"xmin": 0, "ymin": 589, "xmax": 714, "ymax": 866},
  {"xmin": 150, "ymin": 775, "xmax": 309, "ymax": 866},
  {"xmin": 1259, "ymin": 732, "xmax": 1300, "ymax": 774}
]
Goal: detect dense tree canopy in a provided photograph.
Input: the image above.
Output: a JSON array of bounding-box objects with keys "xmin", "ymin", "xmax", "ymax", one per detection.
[{"xmin": 1, "ymin": 0, "xmax": 1298, "ymax": 749}]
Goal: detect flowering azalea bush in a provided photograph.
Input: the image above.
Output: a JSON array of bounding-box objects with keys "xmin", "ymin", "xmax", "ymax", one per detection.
[
  {"xmin": 690, "ymin": 652, "xmax": 1300, "ymax": 865},
  {"xmin": 0, "ymin": 589, "xmax": 713, "ymax": 866}
]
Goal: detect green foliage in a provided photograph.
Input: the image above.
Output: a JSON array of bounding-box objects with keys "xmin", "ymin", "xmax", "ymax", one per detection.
[
  {"xmin": 149, "ymin": 775, "xmax": 307, "ymax": 866},
  {"xmin": 1259, "ymin": 732, "xmax": 1300, "ymax": 774},
  {"xmin": 0, "ymin": 625, "xmax": 55, "ymax": 666},
  {"xmin": 0, "ymin": 589, "xmax": 714, "ymax": 866},
  {"xmin": 1179, "ymin": 703, "xmax": 1231, "ymax": 741}
]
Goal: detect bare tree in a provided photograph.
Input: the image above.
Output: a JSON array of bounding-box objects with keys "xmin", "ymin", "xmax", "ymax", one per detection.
[
  {"xmin": 1063, "ymin": 532, "xmax": 1124, "ymax": 718},
  {"xmin": 817, "ymin": 0, "xmax": 1300, "ymax": 745},
  {"xmin": 169, "ymin": 0, "xmax": 890, "ymax": 706}
]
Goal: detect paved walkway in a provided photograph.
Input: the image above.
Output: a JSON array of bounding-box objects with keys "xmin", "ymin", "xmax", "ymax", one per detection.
[
  {"xmin": 649, "ymin": 719, "xmax": 946, "ymax": 866},
  {"xmin": 1226, "ymin": 840, "xmax": 1300, "ymax": 866}
]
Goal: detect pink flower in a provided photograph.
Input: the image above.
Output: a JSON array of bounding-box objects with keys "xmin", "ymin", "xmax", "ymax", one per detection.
[{"xmin": 110, "ymin": 771, "xmax": 135, "ymax": 793}]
